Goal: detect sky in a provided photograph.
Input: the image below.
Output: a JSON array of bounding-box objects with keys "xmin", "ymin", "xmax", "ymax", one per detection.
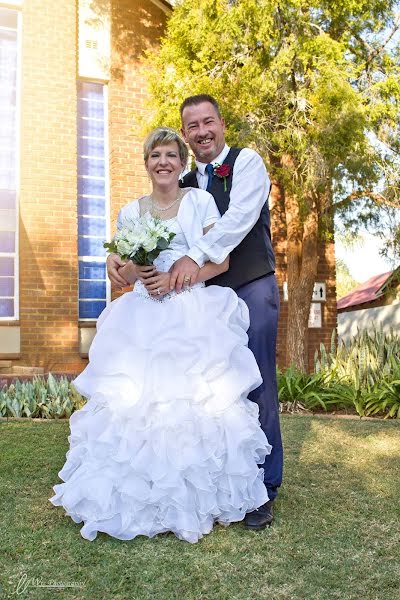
[{"xmin": 335, "ymin": 231, "xmax": 393, "ymax": 284}]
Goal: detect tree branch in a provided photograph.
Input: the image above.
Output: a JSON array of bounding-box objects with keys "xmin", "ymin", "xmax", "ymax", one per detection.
[
  {"xmin": 333, "ymin": 190, "xmax": 400, "ymax": 211},
  {"xmin": 353, "ymin": 15, "xmax": 400, "ymax": 68}
]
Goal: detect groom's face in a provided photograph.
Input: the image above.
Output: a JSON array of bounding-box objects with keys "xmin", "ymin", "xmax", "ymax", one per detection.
[{"xmin": 181, "ymin": 102, "xmax": 226, "ymax": 163}]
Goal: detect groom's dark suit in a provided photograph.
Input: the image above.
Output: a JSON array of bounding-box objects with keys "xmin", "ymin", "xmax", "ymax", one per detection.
[{"xmin": 181, "ymin": 147, "xmax": 283, "ymax": 501}]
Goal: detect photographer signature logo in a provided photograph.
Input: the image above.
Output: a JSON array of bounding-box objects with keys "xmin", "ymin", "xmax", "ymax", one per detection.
[{"xmin": 13, "ymin": 573, "xmax": 84, "ymax": 595}]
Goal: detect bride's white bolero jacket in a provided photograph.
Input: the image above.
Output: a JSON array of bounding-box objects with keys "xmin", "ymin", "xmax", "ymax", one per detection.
[{"xmin": 116, "ymin": 187, "xmax": 220, "ymax": 251}]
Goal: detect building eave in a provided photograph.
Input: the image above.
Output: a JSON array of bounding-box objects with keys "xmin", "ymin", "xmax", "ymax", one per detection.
[
  {"xmin": 149, "ymin": 0, "xmax": 173, "ymax": 15},
  {"xmin": 377, "ymin": 265, "xmax": 400, "ymax": 295}
]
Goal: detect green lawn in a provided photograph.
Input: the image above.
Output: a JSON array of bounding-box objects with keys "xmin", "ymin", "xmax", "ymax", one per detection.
[{"xmin": 1, "ymin": 415, "xmax": 399, "ymax": 600}]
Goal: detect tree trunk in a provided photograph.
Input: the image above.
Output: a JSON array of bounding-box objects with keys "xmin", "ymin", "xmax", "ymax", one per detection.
[{"xmin": 285, "ymin": 192, "xmax": 319, "ymax": 371}]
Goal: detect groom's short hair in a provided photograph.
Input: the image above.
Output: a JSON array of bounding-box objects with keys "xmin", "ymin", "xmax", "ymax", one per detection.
[{"xmin": 180, "ymin": 94, "xmax": 221, "ymax": 118}]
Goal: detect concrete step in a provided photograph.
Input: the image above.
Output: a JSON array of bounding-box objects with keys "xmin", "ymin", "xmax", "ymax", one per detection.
[
  {"xmin": 0, "ymin": 366, "xmax": 45, "ymax": 376},
  {"xmin": 0, "ymin": 360, "xmax": 12, "ymax": 369}
]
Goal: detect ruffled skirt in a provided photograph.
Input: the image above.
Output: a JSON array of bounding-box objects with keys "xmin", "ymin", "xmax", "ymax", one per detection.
[{"xmin": 49, "ymin": 285, "xmax": 271, "ymax": 543}]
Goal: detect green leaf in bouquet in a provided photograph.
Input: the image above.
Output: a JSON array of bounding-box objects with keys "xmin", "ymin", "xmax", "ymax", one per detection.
[
  {"xmin": 146, "ymin": 250, "xmax": 159, "ymax": 263},
  {"xmin": 132, "ymin": 248, "xmax": 148, "ymax": 266},
  {"xmin": 103, "ymin": 241, "xmax": 118, "ymax": 253},
  {"xmin": 157, "ymin": 237, "xmax": 170, "ymax": 251}
]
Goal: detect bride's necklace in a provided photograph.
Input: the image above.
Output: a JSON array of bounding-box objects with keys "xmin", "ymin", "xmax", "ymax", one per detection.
[{"xmin": 150, "ymin": 189, "xmax": 184, "ymax": 213}]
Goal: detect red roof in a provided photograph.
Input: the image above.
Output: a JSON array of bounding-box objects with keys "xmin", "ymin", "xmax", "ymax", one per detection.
[{"xmin": 337, "ymin": 270, "xmax": 393, "ymax": 310}]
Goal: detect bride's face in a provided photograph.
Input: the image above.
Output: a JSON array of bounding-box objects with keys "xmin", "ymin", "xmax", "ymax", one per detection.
[{"xmin": 146, "ymin": 142, "xmax": 184, "ymax": 188}]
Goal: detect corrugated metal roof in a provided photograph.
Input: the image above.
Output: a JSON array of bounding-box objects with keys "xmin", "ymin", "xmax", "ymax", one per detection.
[{"xmin": 337, "ymin": 270, "xmax": 393, "ymax": 310}]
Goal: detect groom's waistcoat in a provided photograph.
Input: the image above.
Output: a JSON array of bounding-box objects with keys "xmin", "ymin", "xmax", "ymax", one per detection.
[{"xmin": 180, "ymin": 147, "xmax": 275, "ymax": 290}]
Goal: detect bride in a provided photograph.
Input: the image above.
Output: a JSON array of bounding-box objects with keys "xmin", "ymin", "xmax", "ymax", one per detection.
[{"xmin": 49, "ymin": 127, "xmax": 271, "ymax": 543}]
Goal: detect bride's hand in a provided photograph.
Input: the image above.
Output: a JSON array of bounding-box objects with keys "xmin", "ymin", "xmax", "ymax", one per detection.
[
  {"xmin": 119, "ymin": 263, "xmax": 155, "ymax": 285},
  {"xmin": 144, "ymin": 271, "xmax": 171, "ymax": 297},
  {"xmin": 119, "ymin": 261, "xmax": 138, "ymax": 285}
]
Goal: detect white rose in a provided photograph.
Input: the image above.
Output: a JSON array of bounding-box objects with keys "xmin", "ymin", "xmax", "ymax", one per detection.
[
  {"xmin": 116, "ymin": 239, "xmax": 131, "ymax": 256},
  {"xmin": 126, "ymin": 231, "xmax": 138, "ymax": 245},
  {"xmin": 142, "ymin": 234, "xmax": 158, "ymax": 252}
]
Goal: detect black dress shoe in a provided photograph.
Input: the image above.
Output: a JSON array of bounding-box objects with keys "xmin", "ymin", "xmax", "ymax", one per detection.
[{"xmin": 244, "ymin": 500, "xmax": 274, "ymax": 530}]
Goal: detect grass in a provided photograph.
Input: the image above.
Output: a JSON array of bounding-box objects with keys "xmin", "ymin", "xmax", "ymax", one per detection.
[{"xmin": 0, "ymin": 415, "xmax": 399, "ymax": 600}]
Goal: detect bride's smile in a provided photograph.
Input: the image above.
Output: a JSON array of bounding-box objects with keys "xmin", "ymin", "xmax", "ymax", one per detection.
[{"xmin": 146, "ymin": 142, "xmax": 185, "ymax": 191}]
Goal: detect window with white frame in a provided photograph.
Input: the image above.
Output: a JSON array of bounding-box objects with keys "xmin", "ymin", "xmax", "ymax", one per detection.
[
  {"xmin": 0, "ymin": 7, "xmax": 19, "ymax": 320},
  {"xmin": 77, "ymin": 81, "xmax": 109, "ymax": 320}
]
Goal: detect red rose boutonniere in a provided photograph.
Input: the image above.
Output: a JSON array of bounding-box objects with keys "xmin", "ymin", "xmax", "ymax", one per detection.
[{"xmin": 214, "ymin": 163, "xmax": 231, "ymax": 192}]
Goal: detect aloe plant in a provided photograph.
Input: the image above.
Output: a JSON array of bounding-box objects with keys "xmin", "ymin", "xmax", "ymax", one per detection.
[
  {"xmin": 364, "ymin": 357, "xmax": 400, "ymax": 418},
  {"xmin": 313, "ymin": 327, "xmax": 400, "ymax": 418},
  {"xmin": 0, "ymin": 374, "xmax": 85, "ymax": 419}
]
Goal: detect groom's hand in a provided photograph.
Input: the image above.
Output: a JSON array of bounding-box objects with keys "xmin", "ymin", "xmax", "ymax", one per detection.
[{"xmin": 169, "ymin": 256, "xmax": 200, "ymax": 293}]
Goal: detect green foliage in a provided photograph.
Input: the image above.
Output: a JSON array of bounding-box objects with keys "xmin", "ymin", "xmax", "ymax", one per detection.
[
  {"xmin": 315, "ymin": 328, "xmax": 400, "ymax": 390},
  {"xmin": 277, "ymin": 367, "xmax": 362, "ymax": 414},
  {"xmin": 277, "ymin": 367, "xmax": 331, "ymax": 412},
  {"xmin": 364, "ymin": 356, "xmax": 400, "ymax": 418},
  {"xmin": 0, "ymin": 375, "xmax": 85, "ymax": 419},
  {"xmin": 146, "ymin": 0, "xmax": 400, "ymax": 218},
  {"xmin": 336, "ymin": 258, "xmax": 360, "ymax": 299},
  {"xmin": 278, "ymin": 328, "xmax": 400, "ymax": 417}
]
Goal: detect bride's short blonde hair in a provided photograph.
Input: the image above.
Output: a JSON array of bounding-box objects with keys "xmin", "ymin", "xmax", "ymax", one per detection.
[{"xmin": 143, "ymin": 127, "xmax": 189, "ymax": 164}]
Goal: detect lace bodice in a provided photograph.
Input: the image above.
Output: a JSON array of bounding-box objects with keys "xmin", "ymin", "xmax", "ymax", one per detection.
[{"xmin": 133, "ymin": 215, "xmax": 205, "ymax": 301}]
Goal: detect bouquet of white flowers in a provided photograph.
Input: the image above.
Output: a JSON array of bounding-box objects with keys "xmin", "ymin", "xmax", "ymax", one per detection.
[{"xmin": 104, "ymin": 214, "xmax": 175, "ymax": 266}]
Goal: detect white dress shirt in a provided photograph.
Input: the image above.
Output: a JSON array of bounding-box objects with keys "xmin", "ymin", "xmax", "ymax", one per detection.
[{"xmin": 186, "ymin": 144, "xmax": 271, "ymax": 267}]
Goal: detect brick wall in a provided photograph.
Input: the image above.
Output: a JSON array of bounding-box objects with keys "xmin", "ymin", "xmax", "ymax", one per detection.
[
  {"xmin": 9, "ymin": 0, "xmax": 169, "ymax": 372},
  {"xmin": 108, "ymin": 0, "xmax": 168, "ymax": 232},
  {"xmin": 308, "ymin": 240, "xmax": 337, "ymax": 369},
  {"xmin": 18, "ymin": 0, "xmax": 83, "ymax": 372}
]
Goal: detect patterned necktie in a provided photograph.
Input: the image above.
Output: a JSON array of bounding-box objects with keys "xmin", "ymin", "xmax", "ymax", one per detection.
[{"xmin": 205, "ymin": 163, "xmax": 214, "ymax": 191}]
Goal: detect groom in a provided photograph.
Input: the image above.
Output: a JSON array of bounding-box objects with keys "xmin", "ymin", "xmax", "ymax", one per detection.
[
  {"xmin": 176, "ymin": 95, "xmax": 282, "ymax": 529},
  {"xmin": 107, "ymin": 95, "xmax": 283, "ymax": 529}
]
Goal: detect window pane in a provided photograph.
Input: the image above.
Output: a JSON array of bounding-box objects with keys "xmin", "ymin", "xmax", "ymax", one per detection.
[
  {"xmin": 78, "ymin": 157, "xmax": 105, "ymax": 178},
  {"xmin": 0, "ymin": 85, "xmax": 16, "ymax": 106},
  {"xmin": 0, "ymin": 118, "xmax": 16, "ymax": 142},
  {"xmin": 77, "ymin": 82, "xmax": 108, "ymax": 319},
  {"xmin": 0, "ymin": 276, "xmax": 14, "ymax": 296},
  {"xmin": 0, "ymin": 189, "xmax": 16, "ymax": 209},
  {"xmin": 79, "ymin": 216, "xmax": 106, "ymax": 237},
  {"xmin": 0, "ymin": 9, "xmax": 18, "ymax": 320},
  {"xmin": 0, "ymin": 231, "xmax": 15, "ymax": 252},
  {"xmin": 79, "ymin": 261, "xmax": 106, "ymax": 280},
  {"xmin": 78, "ymin": 81, "xmax": 104, "ymax": 101},
  {"xmin": 79, "ymin": 117, "xmax": 104, "ymax": 138},
  {"xmin": 0, "ymin": 148, "xmax": 15, "ymax": 170},
  {"xmin": 79, "ymin": 300, "xmax": 106, "ymax": 319},
  {"xmin": 0, "ymin": 297, "xmax": 13, "ymax": 317},
  {"xmin": 0, "ymin": 256, "xmax": 13, "ymax": 276},
  {"xmin": 79, "ymin": 280, "xmax": 106, "ymax": 299},
  {"xmin": 78, "ymin": 178, "xmax": 105, "ymax": 197},
  {"xmin": 78, "ymin": 99, "xmax": 104, "ymax": 120},
  {"xmin": 78, "ymin": 137, "xmax": 104, "ymax": 158},
  {"xmin": 78, "ymin": 236, "xmax": 106, "ymax": 257},
  {"xmin": 78, "ymin": 196, "xmax": 106, "ymax": 217}
]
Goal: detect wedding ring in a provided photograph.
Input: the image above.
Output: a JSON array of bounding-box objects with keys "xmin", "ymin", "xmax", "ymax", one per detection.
[
  {"xmin": 183, "ymin": 275, "xmax": 190, "ymax": 283},
  {"xmin": 157, "ymin": 288, "xmax": 161, "ymax": 295}
]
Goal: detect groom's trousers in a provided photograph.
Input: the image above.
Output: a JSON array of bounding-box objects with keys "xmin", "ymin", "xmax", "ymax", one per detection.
[{"xmin": 236, "ymin": 273, "xmax": 283, "ymax": 502}]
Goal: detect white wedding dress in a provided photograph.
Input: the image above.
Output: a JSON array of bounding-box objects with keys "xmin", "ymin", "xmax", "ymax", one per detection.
[{"xmin": 50, "ymin": 211, "xmax": 271, "ymax": 543}]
